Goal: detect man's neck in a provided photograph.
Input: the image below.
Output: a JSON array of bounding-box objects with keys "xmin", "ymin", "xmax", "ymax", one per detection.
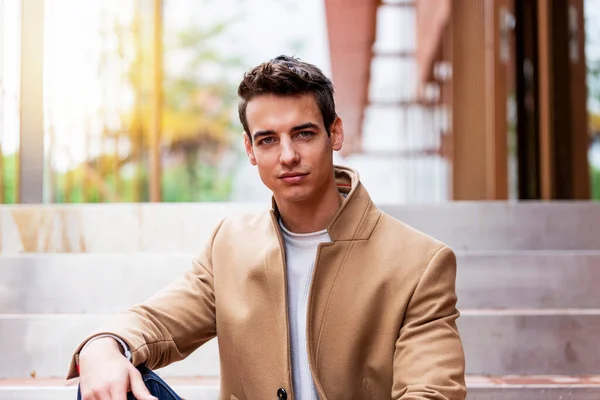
[{"xmin": 276, "ymin": 180, "xmax": 342, "ymax": 234}]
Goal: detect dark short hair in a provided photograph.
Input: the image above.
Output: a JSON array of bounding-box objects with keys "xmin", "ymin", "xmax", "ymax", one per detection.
[{"xmin": 237, "ymin": 55, "xmax": 337, "ymax": 140}]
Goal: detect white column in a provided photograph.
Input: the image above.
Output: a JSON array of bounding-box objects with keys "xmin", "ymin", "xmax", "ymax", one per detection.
[{"xmin": 19, "ymin": 0, "xmax": 44, "ymax": 203}]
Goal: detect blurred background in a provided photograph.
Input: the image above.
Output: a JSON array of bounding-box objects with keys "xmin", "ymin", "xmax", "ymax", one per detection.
[
  {"xmin": 2, "ymin": 2, "xmax": 600, "ymax": 399},
  {"xmin": 1, "ymin": 0, "xmax": 598, "ymax": 205}
]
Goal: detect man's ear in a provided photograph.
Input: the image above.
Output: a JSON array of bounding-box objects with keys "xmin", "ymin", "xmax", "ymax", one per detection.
[
  {"xmin": 244, "ymin": 132, "xmax": 257, "ymax": 165},
  {"xmin": 330, "ymin": 117, "xmax": 344, "ymax": 151}
]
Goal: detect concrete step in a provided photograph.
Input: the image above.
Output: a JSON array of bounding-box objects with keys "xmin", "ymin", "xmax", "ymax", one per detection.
[
  {"xmin": 0, "ymin": 377, "xmax": 219, "ymax": 400},
  {"xmin": 456, "ymin": 250, "xmax": 600, "ymax": 308},
  {"xmin": 1, "ymin": 202, "xmax": 599, "ymax": 253},
  {"xmin": 0, "ymin": 314, "xmax": 220, "ymax": 380},
  {"xmin": 459, "ymin": 309, "xmax": 600, "ymax": 375},
  {"xmin": 2, "ymin": 251, "xmax": 599, "ymax": 314},
  {"xmin": 2, "ymin": 311, "xmax": 600, "ymax": 378},
  {"xmin": 381, "ymin": 202, "xmax": 600, "ymax": 251},
  {"xmin": 466, "ymin": 375, "xmax": 600, "ymax": 399},
  {"xmin": 1, "ymin": 376, "xmax": 600, "ymax": 400},
  {"xmin": 0, "ymin": 254, "xmax": 191, "ymax": 314}
]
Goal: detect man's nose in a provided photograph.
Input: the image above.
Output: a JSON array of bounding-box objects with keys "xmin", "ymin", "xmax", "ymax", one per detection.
[{"xmin": 279, "ymin": 138, "xmax": 299, "ymax": 165}]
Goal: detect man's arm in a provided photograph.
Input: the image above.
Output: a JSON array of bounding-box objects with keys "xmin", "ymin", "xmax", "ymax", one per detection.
[
  {"xmin": 392, "ymin": 245, "xmax": 467, "ymax": 400},
  {"xmin": 67, "ymin": 219, "xmax": 224, "ymax": 379}
]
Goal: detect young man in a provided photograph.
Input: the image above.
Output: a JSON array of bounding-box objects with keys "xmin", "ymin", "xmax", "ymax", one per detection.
[{"xmin": 70, "ymin": 55, "xmax": 466, "ymax": 400}]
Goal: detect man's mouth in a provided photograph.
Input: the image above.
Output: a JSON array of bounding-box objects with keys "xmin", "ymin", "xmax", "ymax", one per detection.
[{"xmin": 279, "ymin": 172, "xmax": 308, "ymax": 184}]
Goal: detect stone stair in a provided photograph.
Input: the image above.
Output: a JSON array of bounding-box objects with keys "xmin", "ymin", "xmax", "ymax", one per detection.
[{"xmin": 0, "ymin": 202, "xmax": 599, "ymax": 399}]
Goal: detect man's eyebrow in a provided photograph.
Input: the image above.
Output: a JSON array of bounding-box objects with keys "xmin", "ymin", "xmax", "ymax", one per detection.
[
  {"xmin": 291, "ymin": 122, "xmax": 319, "ymax": 132},
  {"xmin": 252, "ymin": 130, "xmax": 276, "ymax": 141},
  {"xmin": 252, "ymin": 122, "xmax": 319, "ymax": 141}
]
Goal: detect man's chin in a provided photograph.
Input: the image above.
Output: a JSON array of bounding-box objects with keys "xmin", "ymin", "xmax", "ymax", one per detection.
[{"xmin": 274, "ymin": 188, "xmax": 312, "ymax": 204}]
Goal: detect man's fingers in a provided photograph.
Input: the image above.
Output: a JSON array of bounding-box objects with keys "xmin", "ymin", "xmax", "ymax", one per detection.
[
  {"xmin": 80, "ymin": 387, "xmax": 110, "ymax": 400},
  {"xmin": 108, "ymin": 387, "xmax": 128, "ymax": 400},
  {"xmin": 129, "ymin": 367, "xmax": 158, "ymax": 400}
]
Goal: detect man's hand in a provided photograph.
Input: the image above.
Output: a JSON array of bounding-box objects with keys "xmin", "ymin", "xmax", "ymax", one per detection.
[{"xmin": 78, "ymin": 337, "xmax": 157, "ymax": 400}]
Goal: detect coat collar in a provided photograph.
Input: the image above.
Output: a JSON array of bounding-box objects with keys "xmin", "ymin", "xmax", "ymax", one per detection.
[{"xmin": 270, "ymin": 165, "xmax": 381, "ymax": 242}]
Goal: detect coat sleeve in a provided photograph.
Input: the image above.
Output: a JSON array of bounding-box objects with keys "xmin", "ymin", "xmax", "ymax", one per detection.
[
  {"xmin": 392, "ymin": 245, "xmax": 467, "ymax": 400},
  {"xmin": 66, "ymin": 219, "xmax": 224, "ymax": 379}
]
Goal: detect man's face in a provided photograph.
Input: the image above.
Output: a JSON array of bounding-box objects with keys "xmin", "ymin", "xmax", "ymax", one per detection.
[{"xmin": 244, "ymin": 93, "xmax": 344, "ymax": 204}]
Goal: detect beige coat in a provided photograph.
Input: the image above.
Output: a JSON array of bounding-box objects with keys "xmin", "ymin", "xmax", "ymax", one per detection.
[{"xmin": 68, "ymin": 166, "xmax": 466, "ymax": 400}]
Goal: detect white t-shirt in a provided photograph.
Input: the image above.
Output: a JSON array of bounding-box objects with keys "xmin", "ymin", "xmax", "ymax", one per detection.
[{"xmin": 279, "ymin": 220, "xmax": 331, "ymax": 400}]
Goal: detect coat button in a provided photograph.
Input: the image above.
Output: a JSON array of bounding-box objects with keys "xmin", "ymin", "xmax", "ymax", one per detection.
[{"xmin": 277, "ymin": 388, "xmax": 287, "ymax": 400}]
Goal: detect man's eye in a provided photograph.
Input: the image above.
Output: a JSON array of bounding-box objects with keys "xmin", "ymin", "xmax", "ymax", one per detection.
[
  {"xmin": 298, "ymin": 131, "xmax": 313, "ymax": 138},
  {"xmin": 261, "ymin": 137, "xmax": 274, "ymax": 145}
]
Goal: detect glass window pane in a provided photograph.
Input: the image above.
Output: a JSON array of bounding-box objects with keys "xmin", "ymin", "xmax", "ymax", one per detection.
[{"xmin": 0, "ymin": 0, "xmax": 21, "ymax": 203}]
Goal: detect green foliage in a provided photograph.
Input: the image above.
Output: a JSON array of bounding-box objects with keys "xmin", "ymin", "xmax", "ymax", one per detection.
[
  {"xmin": 47, "ymin": 3, "xmax": 245, "ymax": 204},
  {"xmin": 162, "ymin": 21, "xmax": 244, "ymax": 146},
  {"xmin": 156, "ymin": 10, "xmax": 245, "ymax": 202},
  {"xmin": 1, "ymin": 154, "xmax": 17, "ymax": 204},
  {"xmin": 162, "ymin": 162, "xmax": 233, "ymax": 202},
  {"xmin": 48, "ymin": 158, "xmax": 235, "ymax": 203},
  {"xmin": 592, "ymin": 166, "xmax": 600, "ymax": 201}
]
